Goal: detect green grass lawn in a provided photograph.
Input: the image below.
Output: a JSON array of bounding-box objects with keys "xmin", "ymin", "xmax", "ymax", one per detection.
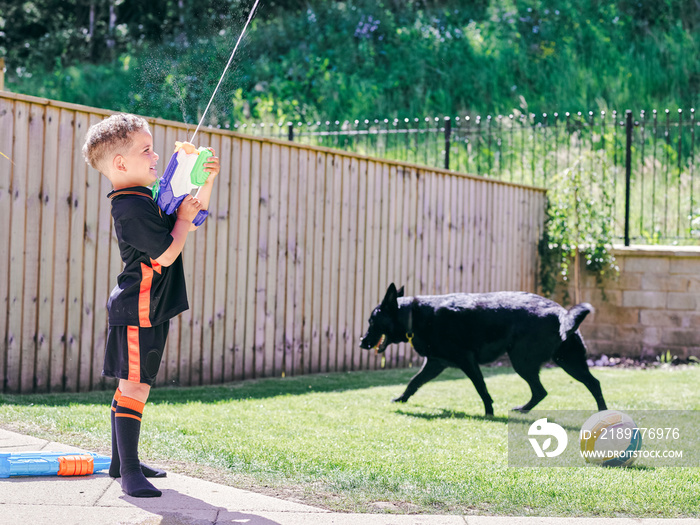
[{"xmin": 1, "ymin": 365, "xmax": 699, "ymax": 517}]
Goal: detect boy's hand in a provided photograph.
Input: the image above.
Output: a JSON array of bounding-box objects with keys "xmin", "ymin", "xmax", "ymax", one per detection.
[
  {"xmin": 203, "ymin": 148, "xmax": 220, "ymax": 183},
  {"xmin": 176, "ymin": 195, "xmax": 203, "ymax": 223}
]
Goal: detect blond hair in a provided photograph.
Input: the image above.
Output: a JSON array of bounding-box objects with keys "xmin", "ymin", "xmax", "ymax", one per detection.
[{"xmin": 82, "ymin": 113, "xmax": 150, "ymax": 173}]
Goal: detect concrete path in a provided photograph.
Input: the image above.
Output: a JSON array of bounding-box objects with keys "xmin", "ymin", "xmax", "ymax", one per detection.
[{"xmin": 0, "ymin": 428, "xmax": 697, "ymax": 525}]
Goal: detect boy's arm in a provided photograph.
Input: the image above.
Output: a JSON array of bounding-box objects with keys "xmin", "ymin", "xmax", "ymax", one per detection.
[
  {"xmin": 190, "ymin": 152, "xmax": 220, "ymax": 231},
  {"xmin": 155, "ymin": 196, "xmax": 202, "ymax": 267}
]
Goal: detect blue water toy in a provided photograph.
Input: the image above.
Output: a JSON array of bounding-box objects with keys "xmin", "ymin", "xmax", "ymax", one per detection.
[
  {"xmin": 156, "ymin": 141, "xmax": 212, "ymax": 226},
  {"xmin": 0, "ymin": 451, "xmax": 111, "ymax": 478}
]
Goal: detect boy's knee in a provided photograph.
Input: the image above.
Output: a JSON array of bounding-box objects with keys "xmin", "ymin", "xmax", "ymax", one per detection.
[{"xmin": 118, "ymin": 379, "xmax": 151, "ymax": 403}]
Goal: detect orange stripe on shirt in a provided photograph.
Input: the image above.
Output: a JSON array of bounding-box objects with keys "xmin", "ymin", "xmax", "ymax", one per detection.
[
  {"xmin": 127, "ymin": 326, "xmax": 141, "ymax": 383},
  {"xmin": 139, "ymin": 262, "xmax": 154, "ymax": 327}
]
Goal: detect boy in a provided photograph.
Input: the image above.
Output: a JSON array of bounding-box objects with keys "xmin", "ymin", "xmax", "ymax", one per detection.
[{"xmin": 82, "ymin": 114, "xmax": 219, "ymax": 497}]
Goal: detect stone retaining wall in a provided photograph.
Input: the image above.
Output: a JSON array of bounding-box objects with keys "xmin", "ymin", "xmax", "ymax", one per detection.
[{"xmin": 565, "ymin": 246, "xmax": 700, "ymax": 360}]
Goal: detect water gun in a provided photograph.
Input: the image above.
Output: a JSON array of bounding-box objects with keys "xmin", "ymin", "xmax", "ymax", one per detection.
[
  {"xmin": 156, "ymin": 141, "xmax": 212, "ymax": 226},
  {"xmin": 0, "ymin": 451, "xmax": 111, "ymax": 478}
]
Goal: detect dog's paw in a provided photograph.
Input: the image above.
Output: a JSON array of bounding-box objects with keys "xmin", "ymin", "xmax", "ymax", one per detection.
[
  {"xmin": 512, "ymin": 405, "xmax": 531, "ymax": 413},
  {"xmin": 392, "ymin": 396, "xmax": 408, "ymax": 403}
]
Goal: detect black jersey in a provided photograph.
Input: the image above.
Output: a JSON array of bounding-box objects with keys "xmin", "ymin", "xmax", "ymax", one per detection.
[{"xmin": 107, "ymin": 186, "xmax": 189, "ymax": 326}]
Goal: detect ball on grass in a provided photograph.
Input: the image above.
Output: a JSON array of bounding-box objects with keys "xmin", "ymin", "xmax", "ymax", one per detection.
[{"xmin": 579, "ymin": 409, "xmax": 642, "ymax": 467}]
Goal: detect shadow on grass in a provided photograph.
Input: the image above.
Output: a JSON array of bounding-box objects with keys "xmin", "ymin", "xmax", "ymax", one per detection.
[
  {"xmin": 395, "ymin": 407, "xmax": 510, "ymax": 424},
  {"xmin": 394, "ymin": 406, "xmax": 606, "ymax": 432},
  {"xmin": 0, "ymin": 365, "xmax": 518, "ymax": 407}
]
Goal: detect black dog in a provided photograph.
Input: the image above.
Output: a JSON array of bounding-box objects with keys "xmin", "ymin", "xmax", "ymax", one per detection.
[{"xmin": 359, "ymin": 283, "xmax": 607, "ymax": 416}]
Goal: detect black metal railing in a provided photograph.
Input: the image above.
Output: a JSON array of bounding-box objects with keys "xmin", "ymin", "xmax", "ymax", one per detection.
[{"xmin": 234, "ymin": 109, "xmax": 700, "ymax": 245}]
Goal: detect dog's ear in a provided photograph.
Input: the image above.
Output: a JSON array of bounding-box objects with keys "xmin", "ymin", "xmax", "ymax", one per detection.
[
  {"xmin": 381, "ymin": 283, "xmax": 399, "ymax": 309},
  {"xmin": 397, "ymin": 286, "xmax": 405, "ymax": 298}
]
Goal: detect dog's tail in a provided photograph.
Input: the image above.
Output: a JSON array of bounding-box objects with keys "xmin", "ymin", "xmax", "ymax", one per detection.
[{"xmin": 559, "ymin": 303, "xmax": 593, "ymax": 340}]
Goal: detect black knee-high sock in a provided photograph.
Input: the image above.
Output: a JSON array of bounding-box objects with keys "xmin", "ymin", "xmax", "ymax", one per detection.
[
  {"xmin": 114, "ymin": 396, "xmax": 162, "ymax": 498},
  {"xmin": 109, "ymin": 389, "xmax": 121, "ymax": 477},
  {"xmin": 110, "ymin": 388, "xmax": 166, "ymax": 479}
]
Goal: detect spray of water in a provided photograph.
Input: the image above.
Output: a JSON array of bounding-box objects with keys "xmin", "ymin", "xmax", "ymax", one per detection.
[
  {"xmin": 190, "ymin": 0, "xmax": 261, "ymax": 142},
  {"xmin": 167, "ymin": 72, "xmax": 192, "ymax": 133}
]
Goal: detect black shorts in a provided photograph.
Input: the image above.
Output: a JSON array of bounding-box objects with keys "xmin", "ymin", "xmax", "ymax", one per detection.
[{"xmin": 103, "ymin": 322, "xmax": 169, "ymax": 385}]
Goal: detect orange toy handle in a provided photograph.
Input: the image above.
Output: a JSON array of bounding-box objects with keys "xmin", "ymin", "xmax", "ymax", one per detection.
[{"xmin": 57, "ymin": 455, "xmax": 94, "ymax": 476}]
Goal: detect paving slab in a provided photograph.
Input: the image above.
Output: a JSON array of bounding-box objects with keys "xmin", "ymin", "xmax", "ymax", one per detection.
[
  {"xmin": 95, "ymin": 472, "xmax": 327, "ymax": 513},
  {"xmin": 0, "ymin": 430, "xmax": 48, "ymax": 449},
  {"xmin": 1, "ymin": 475, "xmax": 114, "ymax": 506},
  {"xmin": 0, "ymin": 505, "xmax": 167, "ymax": 525}
]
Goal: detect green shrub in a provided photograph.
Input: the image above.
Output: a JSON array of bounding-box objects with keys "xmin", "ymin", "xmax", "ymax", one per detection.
[
  {"xmin": 6, "ymin": 1, "xmax": 700, "ymax": 124},
  {"xmin": 538, "ymin": 152, "xmax": 619, "ymax": 300}
]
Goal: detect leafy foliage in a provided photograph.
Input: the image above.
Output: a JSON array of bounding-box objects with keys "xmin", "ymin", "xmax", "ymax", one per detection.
[
  {"xmin": 538, "ymin": 152, "xmax": 619, "ymax": 299},
  {"xmin": 3, "ymin": 0, "xmax": 700, "ymax": 125}
]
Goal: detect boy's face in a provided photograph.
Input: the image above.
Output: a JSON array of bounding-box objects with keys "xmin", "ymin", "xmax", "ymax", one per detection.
[{"xmin": 112, "ymin": 129, "xmax": 160, "ymax": 188}]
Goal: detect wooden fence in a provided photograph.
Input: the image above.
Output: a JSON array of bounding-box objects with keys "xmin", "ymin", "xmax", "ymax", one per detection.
[{"xmin": 0, "ymin": 91, "xmax": 547, "ymax": 393}]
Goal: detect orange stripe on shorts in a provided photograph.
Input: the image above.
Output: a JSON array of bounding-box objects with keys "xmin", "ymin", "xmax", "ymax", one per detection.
[
  {"xmin": 139, "ymin": 263, "xmax": 154, "ymax": 327},
  {"xmin": 127, "ymin": 326, "xmax": 141, "ymax": 383}
]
